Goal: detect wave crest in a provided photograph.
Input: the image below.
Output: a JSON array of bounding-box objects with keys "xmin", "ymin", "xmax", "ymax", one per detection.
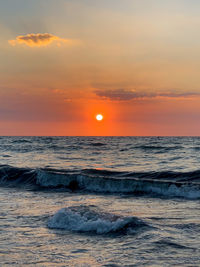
[
  {"xmin": 0, "ymin": 165, "xmax": 200, "ymax": 199},
  {"xmin": 47, "ymin": 205, "xmax": 147, "ymax": 234}
]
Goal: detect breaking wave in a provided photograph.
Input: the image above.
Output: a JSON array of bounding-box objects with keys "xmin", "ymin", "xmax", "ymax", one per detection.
[
  {"xmin": 0, "ymin": 165, "xmax": 200, "ymax": 199},
  {"xmin": 47, "ymin": 205, "xmax": 147, "ymax": 234}
]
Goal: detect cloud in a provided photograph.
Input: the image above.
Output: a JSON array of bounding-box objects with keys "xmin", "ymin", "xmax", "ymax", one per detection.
[
  {"xmin": 94, "ymin": 89, "xmax": 200, "ymax": 101},
  {"xmin": 95, "ymin": 89, "xmax": 145, "ymax": 101},
  {"xmin": 9, "ymin": 33, "xmax": 75, "ymax": 47}
]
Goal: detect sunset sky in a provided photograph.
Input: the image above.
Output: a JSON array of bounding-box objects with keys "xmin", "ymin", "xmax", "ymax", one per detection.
[{"xmin": 1, "ymin": 0, "xmax": 200, "ymax": 136}]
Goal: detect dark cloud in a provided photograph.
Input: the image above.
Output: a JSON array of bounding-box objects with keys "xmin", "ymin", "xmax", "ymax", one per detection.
[
  {"xmin": 95, "ymin": 89, "xmax": 145, "ymax": 101},
  {"xmin": 94, "ymin": 89, "xmax": 200, "ymax": 101}
]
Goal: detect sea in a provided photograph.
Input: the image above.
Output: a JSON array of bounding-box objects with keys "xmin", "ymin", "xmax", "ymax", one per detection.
[{"xmin": 0, "ymin": 136, "xmax": 199, "ymax": 266}]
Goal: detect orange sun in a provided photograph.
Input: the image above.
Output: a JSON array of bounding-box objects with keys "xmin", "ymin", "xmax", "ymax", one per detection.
[{"xmin": 96, "ymin": 114, "xmax": 103, "ymax": 121}]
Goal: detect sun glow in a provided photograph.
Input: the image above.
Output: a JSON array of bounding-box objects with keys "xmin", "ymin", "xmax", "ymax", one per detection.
[{"xmin": 96, "ymin": 114, "xmax": 103, "ymax": 121}]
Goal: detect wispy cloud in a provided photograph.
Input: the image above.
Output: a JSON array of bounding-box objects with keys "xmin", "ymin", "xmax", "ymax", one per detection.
[
  {"xmin": 94, "ymin": 89, "xmax": 200, "ymax": 101},
  {"xmin": 9, "ymin": 33, "xmax": 77, "ymax": 47}
]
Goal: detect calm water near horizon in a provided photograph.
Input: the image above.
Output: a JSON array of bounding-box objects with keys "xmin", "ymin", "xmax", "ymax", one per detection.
[{"xmin": 0, "ymin": 136, "xmax": 199, "ymax": 266}]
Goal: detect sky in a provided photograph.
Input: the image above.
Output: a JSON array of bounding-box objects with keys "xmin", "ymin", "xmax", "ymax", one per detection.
[{"xmin": 0, "ymin": 0, "xmax": 200, "ymax": 136}]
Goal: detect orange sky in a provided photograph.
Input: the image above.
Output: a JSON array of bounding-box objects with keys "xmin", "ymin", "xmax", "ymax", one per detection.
[{"xmin": 0, "ymin": 0, "xmax": 200, "ymax": 135}]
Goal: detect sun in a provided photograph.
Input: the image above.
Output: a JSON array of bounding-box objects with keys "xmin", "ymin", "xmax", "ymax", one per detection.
[{"xmin": 96, "ymin": 114, "xmax": 103, "ymax": 121}]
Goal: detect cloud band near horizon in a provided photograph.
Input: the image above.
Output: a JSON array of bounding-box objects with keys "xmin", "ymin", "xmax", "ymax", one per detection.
[{"xmin": 94, "ymin": 89, "xmax": 200, "ymax": 101}]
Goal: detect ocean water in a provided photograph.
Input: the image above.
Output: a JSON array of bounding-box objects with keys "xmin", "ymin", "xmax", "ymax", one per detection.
[{"xmin": 0, "ymin": 136, "xmax": 199, "ymax": 266}]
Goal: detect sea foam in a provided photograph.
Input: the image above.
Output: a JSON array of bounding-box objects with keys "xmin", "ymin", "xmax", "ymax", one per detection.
[
  {"xmin": 37, "ymin": 169, "xmax": 200, "ymax": 199},
  {"xmin": 48, "ymin": 205, "xmax": 147, "ymax": 234},
  {"xmin": 0, "ymin": 165, "xmax": 200, "ymax": 199}
]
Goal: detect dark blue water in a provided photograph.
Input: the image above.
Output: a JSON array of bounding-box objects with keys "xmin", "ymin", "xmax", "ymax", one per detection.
[{"xmin": 0, "ymin": 137, "xmax": 199, "ymax": 266}]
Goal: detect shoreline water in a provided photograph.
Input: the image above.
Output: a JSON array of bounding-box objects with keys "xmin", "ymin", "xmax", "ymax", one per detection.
[{"xmin": 0, "ymin": 136, "xmax": 199, "ymax": 266}]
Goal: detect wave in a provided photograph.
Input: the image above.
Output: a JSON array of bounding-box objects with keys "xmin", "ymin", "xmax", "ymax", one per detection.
[
  {"xmin": 153, "ymin": 238, "xmax": 193, "ymax": 250},
  {"xmin": 47, "ymin": 205, "xmax": 147, "ymax": 234},
  {"xmin": 193, "ymin": 147, "xmax": 200, "ymax": 151},
  {"xmin": 46, "ymin": 142, "xmax": 107, "ymax": 150},
  {"xmin": 11, "ymin": 139, "xmax": 32, "ymax": 144},
  {"xmin": 134, "ymin": 145, "xmax": 183, "ymax": 152},
  {"xmin": 89, "ymin": 142, "xmax": 106, "ymax": 147},
  {"xmin": 0, "ymin": 165, "xmax": 200, "ymax": 199},
  {"xmin": 0, "ymin": 165, "xmax": 36, "ymax": 186}
]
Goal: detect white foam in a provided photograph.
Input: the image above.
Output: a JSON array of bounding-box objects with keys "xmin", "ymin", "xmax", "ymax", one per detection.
[
  {"xmin": 48, "ymin": 206, "xmax": 144, "ymax": 234},
  {"xmin": 77, "ymin": 175, "xmax": 200, "ymax": 199},
  {"xmin": 36, "ymin": 171, "xmax": 200, "ymax": 199}
]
